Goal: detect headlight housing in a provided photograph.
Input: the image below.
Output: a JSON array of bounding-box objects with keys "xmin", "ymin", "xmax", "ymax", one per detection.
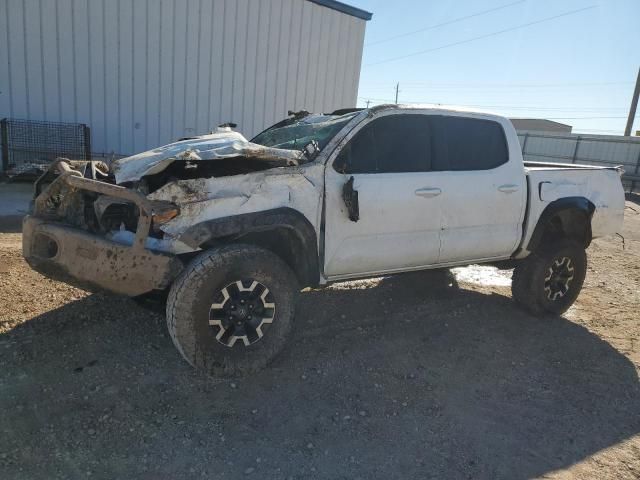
[{"xmin": 151, "ymin": 203, "xmax": 180, "ymax": 231}]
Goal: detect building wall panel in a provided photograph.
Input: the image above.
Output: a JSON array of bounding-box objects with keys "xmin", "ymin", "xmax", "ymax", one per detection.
[
  {"xmin": 72, "ymin": 0, "xmax": 91, "ymax": 127},
  {"xmin": 57, "ymin": 0, "xmax": 76, "ymax": 123},
  {"xmin": 0, "ymin": 1, "xmax": 10, "ymax": 116},
  {"xmin": 103, "ymin": 0, "xmax": 119, "ymax": 153},
  {"xmin": 6, "ymin": 1, "xmax": 28, "ymax": 119},
  {"xmin": 194, "ymin": 0, "xmax": 213, "ymax": 135},
  {"xmin": 0, "ymin": 0, "xmax": 367, "ymax": 156}
]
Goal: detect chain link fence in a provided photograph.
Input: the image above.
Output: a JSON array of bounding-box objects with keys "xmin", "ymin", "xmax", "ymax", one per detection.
[{"xmin": 1, "ymin": 118, "xmax": 91, "ymax": 179}]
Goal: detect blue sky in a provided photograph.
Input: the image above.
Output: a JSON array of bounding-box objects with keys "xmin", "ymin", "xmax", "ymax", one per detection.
[{"xmin": 350, "ymin": 0, "xmax": 640, "ymax": 135}]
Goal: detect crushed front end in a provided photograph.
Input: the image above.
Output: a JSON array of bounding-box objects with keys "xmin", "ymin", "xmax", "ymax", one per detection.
[
  {"xmin": 22, "ymin": 159, "xmax": 184, "ymax": 296},
  {"xmin": 22, "ymin": 112, "xmax": 357, "ymax": 295}
]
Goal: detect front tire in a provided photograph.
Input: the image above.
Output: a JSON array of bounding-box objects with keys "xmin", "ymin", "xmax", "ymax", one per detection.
[
  {"xmin": 512, "ymin": 240, "xmax": 587, "ymax": 316},
  {"xmin": 166, "ymin": 244, "xmax": 298, "ymax": 376}
]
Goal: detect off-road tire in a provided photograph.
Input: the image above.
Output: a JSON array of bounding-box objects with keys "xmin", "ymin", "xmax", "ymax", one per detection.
[
  {"xmin": 166, "ymin": 244, "xmax": 298, "ymax": 376},
  {"xmin": 512, "ymin": 239, "xmax": 587, "ymax": 316}
]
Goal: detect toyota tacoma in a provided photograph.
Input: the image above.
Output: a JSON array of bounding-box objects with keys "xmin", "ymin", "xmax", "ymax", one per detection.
[{"xmin": 22, "ymin": 105, "xmax": 625, "ymax": 375}]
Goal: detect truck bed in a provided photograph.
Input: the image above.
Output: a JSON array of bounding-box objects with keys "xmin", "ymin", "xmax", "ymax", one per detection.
[
  {"xmin": 524, "ymin": 160, "xmax": 622, "ymax": 172},
  {"xmin": 517, "ymin": 162, "xmax": 625, "ymax": 258}
]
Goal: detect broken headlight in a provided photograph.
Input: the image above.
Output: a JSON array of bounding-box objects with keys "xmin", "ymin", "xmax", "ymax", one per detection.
[{"xmin": 151, "ymin": 203, "xmax": 180, "ymax": 231}]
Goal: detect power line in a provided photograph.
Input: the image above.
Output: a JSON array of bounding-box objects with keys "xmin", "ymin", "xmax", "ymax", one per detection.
[
  {"xmin": 362, "ymin": 81, "xmax": 633, "ymax": 88},
  {"xmin": 396, "ymin": 82, "xmax": 633, "ymax": 89},
  {"xmin": 365, "ymin": 6, "xmax": 596, "ymax": 67},
  {"xmin": 365, "ymin": 0, "xmax": 525, "ymax": 47}
]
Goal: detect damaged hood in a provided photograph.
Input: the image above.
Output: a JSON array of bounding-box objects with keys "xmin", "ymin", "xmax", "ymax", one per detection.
[{"xmin": 111, "ymin": 129, "xmax": 305, "ymax": 184}]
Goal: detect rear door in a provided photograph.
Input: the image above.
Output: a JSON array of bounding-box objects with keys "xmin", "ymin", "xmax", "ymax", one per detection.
[
  {"xmin": 323, "ymin": 113, "xmax": 443, "ymax": 278},
  {"xmin": 431, "ymin": 115, "xmax": 527, "ymax": 263}
]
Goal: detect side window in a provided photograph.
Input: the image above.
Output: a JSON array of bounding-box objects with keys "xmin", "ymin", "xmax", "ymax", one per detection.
[
  {"xmin": 334, "ymin": 114, "xmax": 432, "ymax": 174},
  {"xmin": 431, "ymin": 116, "xmax": 508, "ymax": 171},
  {"xmin": 334, "ymin": 122, "xmax": 377, "ymax": 174}
]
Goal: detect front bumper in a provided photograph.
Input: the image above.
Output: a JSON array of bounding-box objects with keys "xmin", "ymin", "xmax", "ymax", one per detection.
[{"xmin": 22, "ymin": 160, "xmax": 183, "ymax": 296}]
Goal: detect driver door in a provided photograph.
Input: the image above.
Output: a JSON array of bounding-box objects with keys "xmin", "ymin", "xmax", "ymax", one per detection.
[{"xmin": 323, "ymin": 113, "xmax": 443, "ymax": 278}]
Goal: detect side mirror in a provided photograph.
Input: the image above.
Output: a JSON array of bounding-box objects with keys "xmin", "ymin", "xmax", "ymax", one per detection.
[
  {"xmin": 333, "ymin": 147, "xmax": 350, "ymax": 173},
  {"xmin": 342, "ymin": 176, "xmax": 359, "ymax": 222},
  {"xmin": 302, "ymin": 140, "xmax": 319, "ymax": 161}
]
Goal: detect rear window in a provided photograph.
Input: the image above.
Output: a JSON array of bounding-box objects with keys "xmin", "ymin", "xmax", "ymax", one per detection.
[{"xmin": 430, "ymin": 116, "xmax": 508, "ymax": 171}]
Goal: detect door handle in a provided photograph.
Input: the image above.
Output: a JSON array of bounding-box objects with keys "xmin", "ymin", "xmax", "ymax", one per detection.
[
  {"xmin": 415, "ymin": 187, "xmax": 442, "ymax": 198},
  {"xmin": 498, "ymin": 184, "xmax": 519, "ymax": 193}
]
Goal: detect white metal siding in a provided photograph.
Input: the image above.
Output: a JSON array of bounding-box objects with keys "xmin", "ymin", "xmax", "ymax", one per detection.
[{"xmin": 0, "ymin": 0, "xmax": 366, "ymax": 156}]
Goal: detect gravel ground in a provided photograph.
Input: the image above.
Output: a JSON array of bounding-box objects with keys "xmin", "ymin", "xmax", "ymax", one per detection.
[{"xmin": 1, "ymin": 202, "xmax": 639, "ymax": 480}]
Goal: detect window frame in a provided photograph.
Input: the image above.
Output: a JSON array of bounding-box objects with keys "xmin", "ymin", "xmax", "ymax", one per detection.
[
  {"xmin": 428, "ymin": 114, "xmax": 510, "ymax": 172},
  {"xmin": 330, "ymin": 110, "xmax": 510, "ymax": 175}
]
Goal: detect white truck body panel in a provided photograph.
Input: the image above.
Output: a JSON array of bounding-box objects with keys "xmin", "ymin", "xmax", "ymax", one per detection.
[
  {"xmin": 111, "ymin": 128, "xmax": 304, "ymax": 184},
  {"xmin": 433, "ymin": 115, "xmax": 527, "ymax": 263},
  {"xmin": 517, "ymin": 164, "xmax": 625, "ymax": 258},
  {"xmin": 148, "ymin": 162, "xmax": 325, "ymax": 245},
  {"xmin": 107, "ymin": 105, "xmax": 625, "ymax": 283},
  {"xmin": 322, "ymin": 108, "xmax": 530, "ymax": 279},
  {"xmin": 323, "ymin": 168, "xmax": 443, "ymax": 276}
]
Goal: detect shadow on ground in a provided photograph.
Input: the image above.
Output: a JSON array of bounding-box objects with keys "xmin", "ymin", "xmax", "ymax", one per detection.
[
  {"xmin": 1, "ymin": 271, "xmax": 638, "ymax": 479},
  {"xmin": 0, "ymin": 215, "xmax": 24, "ymax": 233}
]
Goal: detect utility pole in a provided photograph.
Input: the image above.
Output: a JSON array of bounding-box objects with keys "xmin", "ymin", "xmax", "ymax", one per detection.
[
  {"xmin": 624, "ymin": 67, "xmax": 640, "ymax": 136},
  {"xmin": 394, "ymin": 82, "xmax": 400, "ymax": 104},
  {"xmin": 365, "ymin": 99, "xmax": 371, "ymax": 108}
]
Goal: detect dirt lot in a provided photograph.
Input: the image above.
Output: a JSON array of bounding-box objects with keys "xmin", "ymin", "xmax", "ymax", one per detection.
[{"xmin": 1, "ymin": 202, "xmax": 639, "ymax": 480}]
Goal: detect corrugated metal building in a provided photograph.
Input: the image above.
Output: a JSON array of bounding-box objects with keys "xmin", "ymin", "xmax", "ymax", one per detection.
[{"xmin": 0, "ymin": 0, "xmax": 371, "ymax": 157}]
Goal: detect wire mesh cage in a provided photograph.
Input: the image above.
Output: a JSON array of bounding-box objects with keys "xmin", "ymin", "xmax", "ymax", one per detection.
[{"xmin": 1, "ymin": 118, "xmax": 91, "ymax": 178}]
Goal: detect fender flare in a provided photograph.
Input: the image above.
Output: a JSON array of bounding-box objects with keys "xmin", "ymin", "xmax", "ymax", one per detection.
[
  {"xmin": 527, "ymin": 196, "xmax": 595, "ymax": 252},
  {"xmin": 177, "ymin": 207, "xmax": 320, "ymax": 286}
]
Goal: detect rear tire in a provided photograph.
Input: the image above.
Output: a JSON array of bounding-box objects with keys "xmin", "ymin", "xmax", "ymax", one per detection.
[
  {"xmin": 166, "ymin": 244, "xmax": 298, "ymax": 376},
  {"xmin": 512, "ymin": 240, "xmax": 587, "ymax": 316}
]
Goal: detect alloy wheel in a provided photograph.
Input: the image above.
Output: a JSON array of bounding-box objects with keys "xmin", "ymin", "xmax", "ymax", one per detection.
[{"xmin": 209, "ymin": 279, "xmax": 276, "ymax": 347}]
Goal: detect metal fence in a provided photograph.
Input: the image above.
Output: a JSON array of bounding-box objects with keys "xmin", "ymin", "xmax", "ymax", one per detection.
[
  {"xmin": 1, "ymin": 118, "xmax": 91, "ymax": 178},
  {"xmin": 517, "ymin": 131, "xmax": 640, "ymax": 193}
]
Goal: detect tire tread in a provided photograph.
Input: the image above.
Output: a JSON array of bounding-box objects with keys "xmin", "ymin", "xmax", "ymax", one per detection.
[{"xmin": 166, "ymin": 244, "xmax": 298, "ymax": 376}]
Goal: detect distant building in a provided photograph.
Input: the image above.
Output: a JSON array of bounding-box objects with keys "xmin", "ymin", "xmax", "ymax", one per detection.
[{"xmin": 510, "ymin": 119, "xmax": 572, "ymax": 134}]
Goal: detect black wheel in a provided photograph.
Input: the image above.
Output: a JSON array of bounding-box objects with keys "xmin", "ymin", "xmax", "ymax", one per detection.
[
  {"xmin": 512, "ymin": 240, "xmax": 587, "ymax": 316},
  {"xmin": 166, "ymin": 244, "xmax": 298, "ymax": 376}
]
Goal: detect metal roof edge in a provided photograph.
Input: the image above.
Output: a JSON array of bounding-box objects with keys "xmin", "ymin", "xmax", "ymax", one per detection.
[
  {"xmin": 510, "ymin": 118, "xmax": 573, "ymax": 128},
  {"xmin": 306, "ymin": 0, "xmax": 373, "ymax": 20}
]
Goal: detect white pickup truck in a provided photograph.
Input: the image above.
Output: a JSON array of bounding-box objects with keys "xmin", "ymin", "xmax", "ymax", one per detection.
[{"xmin": 23, "ymin": 105, "xmax": 625, "ymax": 376}]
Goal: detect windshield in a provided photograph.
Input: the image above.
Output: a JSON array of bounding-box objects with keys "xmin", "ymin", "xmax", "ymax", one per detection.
[{"xmin": 251, "ymin": 112, "xmax": 359, "ymax": 152}]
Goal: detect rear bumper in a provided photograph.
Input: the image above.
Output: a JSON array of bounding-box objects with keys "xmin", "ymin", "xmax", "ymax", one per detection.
[
  {"xmin": 22, "ymin": 159, "xmax": 183, "ymax": 296},
  {"xmin": 23, "ymin": 216, "xmax": 183, "ymax": 296}
]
